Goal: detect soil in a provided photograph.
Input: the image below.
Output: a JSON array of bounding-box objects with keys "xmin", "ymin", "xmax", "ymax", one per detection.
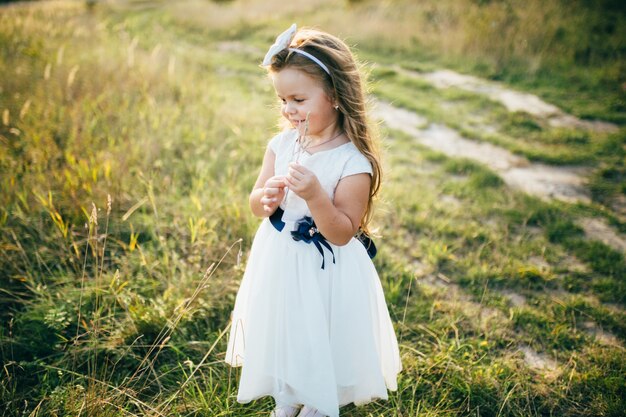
[
  {"xmin": 397, "ymin": 66, "xmax": 619, "ymax": 133},
  {"xmin": 372, "ymin": 95, "xmax": 626, "ymax": 254},
  {"xmin": 372, "ymin": 100, "xmax": 592, "ymax": 204}
]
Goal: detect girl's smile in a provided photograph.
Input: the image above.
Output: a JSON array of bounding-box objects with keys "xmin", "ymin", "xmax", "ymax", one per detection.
[{"xmin": 272, "ymin": 67, "xmax": 340, "ymax": 142}]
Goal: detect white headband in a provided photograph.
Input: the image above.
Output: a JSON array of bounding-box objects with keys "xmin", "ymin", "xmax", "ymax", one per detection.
[
  {"xmin": 287, "ymin": 48, "xmax": 330, "ymax": 75},
  {"xmin": 262, "ymin": 24, "xmax": 331, "ymax": 76}
]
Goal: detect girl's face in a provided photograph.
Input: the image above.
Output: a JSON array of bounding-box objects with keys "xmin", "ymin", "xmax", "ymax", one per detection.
[{"xmin": 272, "ymin": 67, "xmax": 339, "ymax": 139}]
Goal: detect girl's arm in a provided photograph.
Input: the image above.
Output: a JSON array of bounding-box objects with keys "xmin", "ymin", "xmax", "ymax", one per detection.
[
  {"xmin": 286, "ymin": 162, "xmax": 370, "ymax": 246},
  {"xmin": 249, "ymin": 146, "xmax": 286, "ymax": 218}
]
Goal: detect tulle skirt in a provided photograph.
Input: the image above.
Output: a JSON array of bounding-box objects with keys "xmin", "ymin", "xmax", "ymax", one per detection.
[{"xmin": 225, "ymin": 218, "xmax": 401, "ymax": 417}]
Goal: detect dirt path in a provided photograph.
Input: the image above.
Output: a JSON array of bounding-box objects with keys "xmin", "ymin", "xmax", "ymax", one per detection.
[
  {"xmin": 372, "ymin": 100, "xmax": 591, "ymax": 203},
  {"xmin": 393, "ymin": 66, "xmax": 619, "ymax": 133},
  {"xmin": 372, "ymin": 100, "xmax": 626, "ymax": 254},
  {"xmin": 579, "ymin": 217, "xmax": 626, "ymax": 253}
]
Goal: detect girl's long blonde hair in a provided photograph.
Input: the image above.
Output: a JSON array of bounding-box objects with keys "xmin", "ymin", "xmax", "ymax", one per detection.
[{"xmin": 267, "ymin": 27, "xmax": 381, "ymax": 234}]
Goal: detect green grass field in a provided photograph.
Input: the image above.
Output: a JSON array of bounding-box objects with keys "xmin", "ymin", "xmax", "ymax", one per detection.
[{"xmin": 1, "ymin": 0, "xmax": 625, "ymax": 416}]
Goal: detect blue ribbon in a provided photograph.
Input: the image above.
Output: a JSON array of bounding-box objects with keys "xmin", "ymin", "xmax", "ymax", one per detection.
[
  {"xmin": 268, "ymin": 207, "xmax": 376, "ymax": 269},
  {"xmin": 269, "ymin": 207, "xmax": 285, "ymax": 231},
  {"xmin": 356, "ymin": 232, "xmax": 377, "ymax": 259},
  {"xmin": 290, "ymin": 215, "xmax": 335, "ymax": 270},
  {"xmin": 269, "ymin": 208, "xmax": 334, "ymax": 269}
]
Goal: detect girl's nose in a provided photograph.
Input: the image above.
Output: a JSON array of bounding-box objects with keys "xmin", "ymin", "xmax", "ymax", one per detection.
[{"xmin": 284, "ymin": 102, "xmax": 297, "ymax": 114}]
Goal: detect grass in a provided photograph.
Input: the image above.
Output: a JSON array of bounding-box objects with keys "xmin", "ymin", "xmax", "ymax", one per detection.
[
  {"xmin": 1, "ymin": 0, "xmax": 625, "ymax": 416},
  {"xmin": 369, "ymin": 65, "xmax": 626, "ymax": 230},
  {"xmin": 369, "ymin": 65, "xmax": 623, "ymax": 167},
  {"xmin": 348, "ymin": 0, "xmax": 626, "ymax": 125}
]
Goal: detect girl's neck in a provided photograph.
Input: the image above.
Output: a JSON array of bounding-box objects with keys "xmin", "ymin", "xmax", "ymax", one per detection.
[
  {"xmin": 306, "ymin": 122, "xmax": 343, "ymax": 146},
  {"xmin": 306, "ymin": 130, "xmax": 344, "ymax": 149}
]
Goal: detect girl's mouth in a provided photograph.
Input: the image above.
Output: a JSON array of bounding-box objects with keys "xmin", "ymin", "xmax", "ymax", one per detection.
[{"xmin": 292, "ymin": 120, "xmax": 306, "ymax": 129}]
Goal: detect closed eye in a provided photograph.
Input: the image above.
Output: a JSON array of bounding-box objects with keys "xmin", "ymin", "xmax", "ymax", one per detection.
[{"xmin": 278, "ymin": 98, "xmax": 305, "ymax": 104}]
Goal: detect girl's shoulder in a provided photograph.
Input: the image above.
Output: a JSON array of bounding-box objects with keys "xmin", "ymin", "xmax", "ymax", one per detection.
[{"xmin": 339, "ymin": 142, "xmax": 373, "ymax": 178}]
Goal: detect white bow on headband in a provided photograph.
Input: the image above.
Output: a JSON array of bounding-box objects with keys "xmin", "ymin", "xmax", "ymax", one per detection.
[
  {"xmin": 262, "ymin": 23, "xmax": 331, "ymax": 75},
  {"xmin": 262, "ymin": 23, "xmax": 297, "ymax": 67}
]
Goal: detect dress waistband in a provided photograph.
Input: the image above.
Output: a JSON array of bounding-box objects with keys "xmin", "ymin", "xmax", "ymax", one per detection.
[
  {"xmin": 268, "ymin": 207, "xmax": 377, "ymax": 262},
  {"xmin": 269, "ymin": 207, "xmax": 335, "ymax": 269}
]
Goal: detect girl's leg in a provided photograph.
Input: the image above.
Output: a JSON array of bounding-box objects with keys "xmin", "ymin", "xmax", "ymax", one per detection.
[
  {"xmin": 270, "ymin": 400, "xmax": 301, "ymax": 417},
  {"xmin": 296, "ymin": 406, "xmax": 327, "ymax": 417}
]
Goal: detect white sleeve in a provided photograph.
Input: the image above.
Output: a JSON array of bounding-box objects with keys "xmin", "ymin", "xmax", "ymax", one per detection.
[
  {"xmin": 341, "ymin": 151, "xmax": 373, "ymax": 179},
  {"xmin": 267, "ymin": 132, "xmax": 282, "ymax": 154}
]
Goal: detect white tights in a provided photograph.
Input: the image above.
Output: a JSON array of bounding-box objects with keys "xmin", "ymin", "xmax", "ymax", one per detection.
[
  {"xmin": 271, "ymin": 404, "xmax": 327, "ymax": 417},
  {"xmin": 297, "ymin": 405, "xmax": 327, "ymax": 417}
]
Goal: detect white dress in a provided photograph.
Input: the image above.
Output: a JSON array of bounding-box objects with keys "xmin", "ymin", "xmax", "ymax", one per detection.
[{"xmin": 225, "ymin": 130, "xmax": 401, "ymax": 417}]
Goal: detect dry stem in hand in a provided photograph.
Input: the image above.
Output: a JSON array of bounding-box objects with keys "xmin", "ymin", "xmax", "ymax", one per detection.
[
  {"xmin": 284, "ymin": 111, "xmax": 311, "ymax": 203},
  {"xmin": 294, "ymin": 111, "xmax": 311, "ymax": 163}
]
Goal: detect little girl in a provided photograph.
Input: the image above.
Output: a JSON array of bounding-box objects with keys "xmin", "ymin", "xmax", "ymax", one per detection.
[{"xmin": 225, "ymin": 24, "xmax": 401, "ymax": 417}]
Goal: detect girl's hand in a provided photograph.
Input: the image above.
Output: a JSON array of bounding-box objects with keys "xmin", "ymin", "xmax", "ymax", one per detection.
[
  {"xmin": 261, "ymin": 175, "xmax": 287, "ymax": 213},
  {"xmin": 285, "ymin": 163, "xmax": 322, "ymax": 201}
]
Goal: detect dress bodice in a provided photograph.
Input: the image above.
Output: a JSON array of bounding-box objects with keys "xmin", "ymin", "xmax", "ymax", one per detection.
[{"xmin": 268, "ymin": 129, "xmax": 373, "ymax": 223}]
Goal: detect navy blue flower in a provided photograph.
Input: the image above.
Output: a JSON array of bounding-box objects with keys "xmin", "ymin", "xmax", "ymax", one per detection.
[
  {"xmin": 291, "ymin": 216, "xmax": 335, "ymax": 269},
  {"xmin": 291, "ymin": 216, "xmax": 317, "ymax": 243}
]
